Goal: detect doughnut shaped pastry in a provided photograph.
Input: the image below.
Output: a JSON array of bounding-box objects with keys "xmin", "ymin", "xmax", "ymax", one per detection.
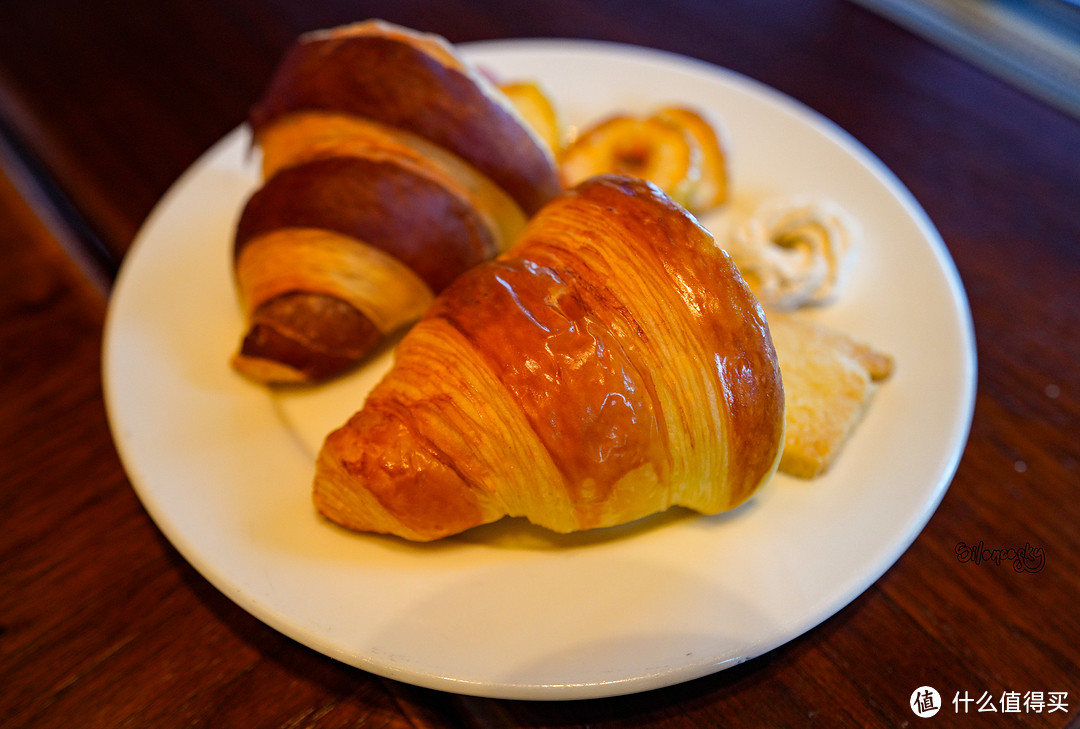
[
  {"xmin": 314, "ymin": 176, "xmax": 786, "ymax": 541},
  {"xmin": 560, "ymin": 115, "xmax": 703, "ymax": 210},
  {"xmin": 558, "ymin": 105, "xmax": 729, "ymax": 214}
]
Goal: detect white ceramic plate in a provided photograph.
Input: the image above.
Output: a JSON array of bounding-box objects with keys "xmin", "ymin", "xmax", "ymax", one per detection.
[{"xmin": 103, "ymin": 39, "xmax": 976, "ymax": 700}]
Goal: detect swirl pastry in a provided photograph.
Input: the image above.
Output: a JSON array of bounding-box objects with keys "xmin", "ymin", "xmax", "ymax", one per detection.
[
  {"xmin": 724, "ymin": 195, "xmax": 857, "ymax": 309},
  {"xmin": 313, "ymin": 175, "xmax": 786, "ymax": 541},
  {"xmin": 559, "ymin": 106, "xmax": 729, "ymax": 214},
  {"xmin": 232, "ymin": 20, "xmax": 561, "ymax": 384}
]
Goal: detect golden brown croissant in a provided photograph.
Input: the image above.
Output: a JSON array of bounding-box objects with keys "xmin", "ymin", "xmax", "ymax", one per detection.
[
  {"xmin": 314, "ymin": 175, "xmax": 786, "ymax": 541},
  {"xmin": 232, "ymin": 20, "xmax": 560, "ymax": 384}
]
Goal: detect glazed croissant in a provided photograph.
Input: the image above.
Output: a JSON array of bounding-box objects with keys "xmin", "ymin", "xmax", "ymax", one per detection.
[
  {"xmin": 231, "ymin": 20, "xmax": 561, "ymax": 384},
  {"xmin": 314, "ymin": 175, "xmax": 786, "ymax": 541}
]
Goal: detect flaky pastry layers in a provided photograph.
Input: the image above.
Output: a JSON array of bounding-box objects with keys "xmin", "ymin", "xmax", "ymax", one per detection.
[
  {"xmin": 314, "ymin": 176, "xmax": 786, "ymax": 541},
  {"xmin": 232, "ymin": 20, "xmax": 560, "ymax": 384}
]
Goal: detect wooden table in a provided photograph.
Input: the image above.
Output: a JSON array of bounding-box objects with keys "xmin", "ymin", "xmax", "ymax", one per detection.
[{"xmin": 2, "ymin": 1, "xmax": 1078, "ymax": 726}]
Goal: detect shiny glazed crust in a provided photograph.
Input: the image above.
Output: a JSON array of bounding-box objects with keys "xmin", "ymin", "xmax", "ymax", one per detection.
[
  {"xmin": 231, "ymin": 153, "xmax": 494, "ymax": 383},
  {"xmin": 256, "ymin": 112, "xmax": 527, "ymax": 253},
  {"xmin": 232, "ymin": 21, "xmax": 554, "ymax": 384},
  {"xmin": 249, "ymin": 20, "xmax": 561, "ymax": 215},
  {"xmin": 314, "ymin": 175, "xmax": 786, "ymax": 541},
  {"xmin": 234, "ymin": 156, "xmax": 497, "ymax": 293}
]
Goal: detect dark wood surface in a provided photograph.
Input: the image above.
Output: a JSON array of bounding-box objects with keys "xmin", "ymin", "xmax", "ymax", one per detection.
[{"xmin": 2, "ymin": 1, "xmax": 1078, "ymax": 726}]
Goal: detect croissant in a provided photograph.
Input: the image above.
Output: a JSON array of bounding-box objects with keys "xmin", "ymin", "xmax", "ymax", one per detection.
[
  {"xmin": 232, "ymin": 20, "xmax": 560, "ymax": 384},
  {"xmin": 314, "ymin": 175, "xmax": 786, "ymax": 541}
]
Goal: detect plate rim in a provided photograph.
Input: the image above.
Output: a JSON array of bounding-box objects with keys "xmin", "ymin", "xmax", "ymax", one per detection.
[{"xmin": 102, "ymin": 37, "xmax": 977, "ymax": 700}]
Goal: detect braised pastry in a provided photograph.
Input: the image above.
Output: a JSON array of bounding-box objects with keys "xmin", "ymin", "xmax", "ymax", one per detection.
[
  {"xmin": 231, "ymin": 20, "xmax": 561, "ymax": 384},
  {"xmin": 313, "ymin": 176, "xmax": 786, "ymax": 541}
]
